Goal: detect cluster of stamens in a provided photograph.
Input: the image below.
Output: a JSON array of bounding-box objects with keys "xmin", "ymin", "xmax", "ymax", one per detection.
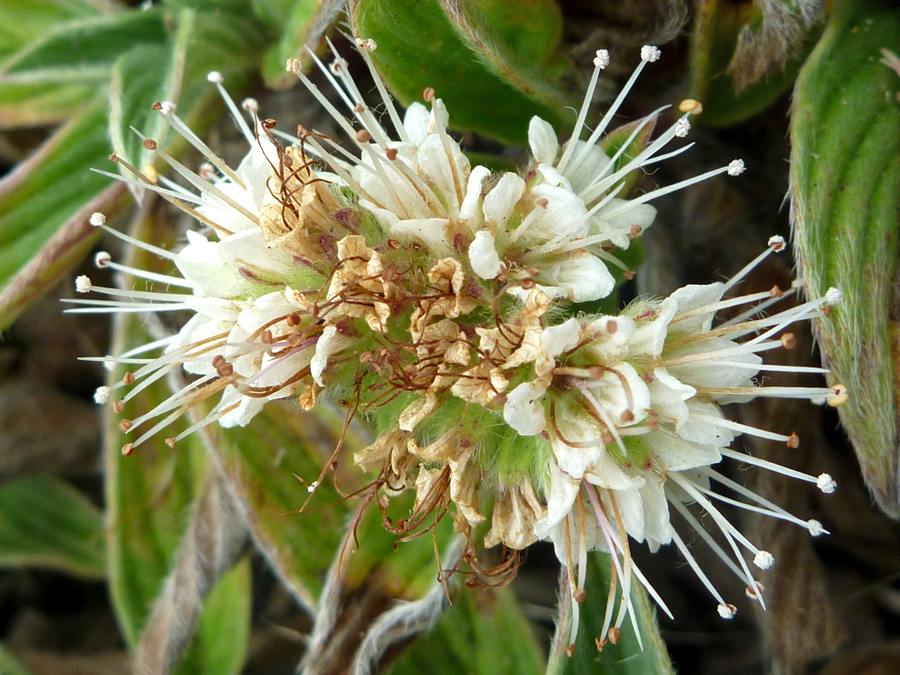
[{"xmin": 69, "ymin": 37, "xmax": 849, "ymax": 652}]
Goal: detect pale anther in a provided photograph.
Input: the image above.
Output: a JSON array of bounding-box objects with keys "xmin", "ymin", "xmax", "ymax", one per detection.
[
  {"xmin": 674, "ymin": 119, "xmax": 690, "ymax": 138},
  {"xmin": 825, "ymin": 287, "xmax": 843, "ymax": 305},
  {"xmin": 767, "ymin": 235, "xmax": 786, "ymax": 251},
  {"xmin": 727, "ymin": 159, "xmax": 746, "ymax": 176},
  {"xmin": 89, "ymin": 212, "xmax": 106, "ymax": 227},
  {"xmin": 640, "ymin": 45, "xmax": 661, "ymax": 62},
  {"xmin": 827, "ymin": 383, "xmax": 849, "ymax": 407},
  {"xmin": 593, "ymin": 49, "xmax": 610, "ymax": 69},
  {"xmin": 207, "ymin": 71, "xmax": 224, "ymax": 84},
  {"xmin": 753, "ymin": 550, "xmax": 774, "ymax": 569},
  {"xmin": 94, "ymin": 386, "xmax": 111, "ymax": 405},
  {"xmin": 75, "ymin": 276, "xmax": 92, "ymax": 293},
  {"xmin": 807, "ymin": 519, "xmax": 826, "ymax": 536},
  {"xmin": 717, "ymin": 603, "xmax": 736, "ymax": 619},
  {"xmin": 816, "ymin": 473, "xmax": 837, "ymax": 494},
  {"xmin": 94, "ymin": 252, "xmax": 112, "ymax": 268}
]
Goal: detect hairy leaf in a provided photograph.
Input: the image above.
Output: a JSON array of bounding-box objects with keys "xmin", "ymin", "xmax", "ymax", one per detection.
[
  {"xmin": 791, "ymin": 0, "xmax": 900, "ymax": 515},
  {"xmin": 0, "ymin": 475, "xmax": 105, "ymax": 579}
]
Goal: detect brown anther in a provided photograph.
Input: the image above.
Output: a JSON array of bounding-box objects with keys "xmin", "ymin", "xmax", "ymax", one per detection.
[
  {"xmin": 151, "ymin": 101, "xmax": 163, "ymax": 111},
  {"xmin": 165, "ymin": 438, "xmax": 176, "ymax": 448},
  {"xmin": 645, "ymin": 415, "xmax": 659, "ymax": 432},
  {"xmin": 620, "ymin": 409, "xmax": 635, "ymax": 423},
  {"xmin": 263, "ymin": 118, "xmax": 277, "ymax": 129},
  {"xmin": 786, "ymin": 432, "xmax": 800, "ymax": 448},
  {"xmin": 113, "ymin": 401, "xmax": 125, "ymax": 414},
  {"xmin": 261, "ymin": 329, "xmax": 274, "ymax": 344},
  {"xmin": 823, "ymin": 305, "xmax": 833, "ymax": 318},
  {"xmin": 385, "ymin": 147, "xmax": 398, "ymax": 160},
  {"xmin": 565, "ymin": 645, "xmax": 575, "ymax": 658},
  {"xmin": 780, "ymin": 333, "xmax": 797, "ymax": 350},
  {"xmin": 607, "ymin": 627, "xmax": 621, "ymax": 645},
  {"xmin": 122, "ymin": 443, "xmax": 134, "ymax": 457},
  {"xmin": 622, "ymin": 269, "xmax": 635, "ymax": 281},
  {"xmin": 212, "ymin": 354, "xmax": 226, "ymax": 368},
  {"xmin": 359, "ymin": 352, "xmax": 373, "ymax": 364},
  {"xmin": 601, "ymin": 432, "xmax": 615, "ymax": 445},
  {"xmin": 606, "ymin": 319, "xmax": 618, "ymax": 334},
  {"xmin": 465, "ymin": 578, "xmax": 478, "ymax": 588},
  {"xmin": 827, "ymin": 383, "xmax": 849, "ymax": 407},
  {"xmin": 536, "ymin": 197, "xmax": 549, "ymax": 208},
  {"xmin": 287, "ymin": 312, "xmax": 302, "ymax": 327},
  {"xmin": 746, "ymin": 581, "xmax": 765, "ymax": 599},
  {"xmin": 216, "ymin": 361, "xmax": 234, "ymax": 377},
  {"xmin": 353, "ymin": 103, "xmax": 365, "ymax": 113},
  {"xmin": 123, "ymin": 372, "xmax": 135, "ymax": 385},
  {"xmin": 588, "ymin": 366, "xmax": 606, "ymax": 380},
  {"xmin": 521, "ymin": 278, "xmax": 536, "ymax": 290},
  {"xmin": 630, "ymin": 224, "xmax": 642, "ymax": 237},
  {"xmin": 594, "ymin": 637, "xmax": 606, "ymax": 652},
  {"xmin": 768, "ymin": 285, "xmax": 784, "ymax": 298},
  {"xmin": 142, "ymin": 138, "xmax": 158, "ymax": 150},
  {"xmin": 355, "ymin": 129, "xmax": 371, "ymax": 143},
  {"xmin": 573, "ymin": 588, "xmax": 587, "ymax": 603},
  {"xmin": 387, "ymin": 238, "xmax": 403, "ymax": 250},
  {"xmin": 423, "ymin": 87, "xmax": 435, "ymax": 102},
  {"xmin": 118, "ymin": 419, "xmax": 133, "ymax": 432}
]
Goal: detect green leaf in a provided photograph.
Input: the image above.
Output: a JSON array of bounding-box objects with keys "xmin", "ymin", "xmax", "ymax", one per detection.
[
  {"xmin": 0, "ymin": 0, "xmax": 105, "ymax": 62},
  {"xmin": 0, "ymin": 646, "xmax": 35, "ymax": 675},
  {"xmin": 790, "ymin": 1, "xmax": 900, "ymax": 515},
  {"xmin": 546, "ymin": 553, "xmax": 674, "ymax": 675},
  {"xmin": 103, "ymin": 214, "xmax": 210, "ymax": 648},
  {"xmin": 389, "ymin": 586, "xmax": 545, "ymax": 675},
  {"xmin": 0, "ymin": 103, "xmax": 127, "ymax": 331},
  {"xmin": 350, "ymin": 0, "xmax": 569, "ymax": 144},
  {"xmin": 179, "ymin": 558, "xmax": 253, "ymax": 675},
  {"xmin": 213, "ymin": 403, "xmax": 361, "ymax": 609},
  {"xmin": 257, "ymin": 0, "xmax": 321, "ymax": 88},
  {"xmin": 0, "ymin": 475, "xmax": 106, "ymax": 579},
  {"xmin": 689, "ymin": 0, "xmax": 821, "ymax": 127},
  {"xmin": 0, "ymin": 9, "xmax": 168, "ymax": 128}
]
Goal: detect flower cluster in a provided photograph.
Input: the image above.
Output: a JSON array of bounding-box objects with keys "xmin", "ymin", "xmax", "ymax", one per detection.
[{"xmin": 71, "ymin": 39, "xmax": 847, "ymax": 650}]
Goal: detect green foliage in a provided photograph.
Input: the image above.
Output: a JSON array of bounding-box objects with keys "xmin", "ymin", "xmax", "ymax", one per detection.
[
  {"xmin": 546, "ymin": 553, "xmax": 674, "ymax": 675},
  {"xmin": 0, "ymin": 103, "xmax": 124, "ymax": 331},
  {"xmin": 390, "ymin": 586, "xmax": 545, "ymax": 675},
  {"xmin": 0, "ymin": 475, "xmax": 106, "ymax": 579},
  {"xmin": 690, "ymin": 0, "xmax": 821, "ymax": 127},
  {"xmin": 791, "ymin": 0, "xmax": 900, "ymax": 515},
  {"xmin": 351, "ymin": 0, "xmax": 570, "ymax": 144}
]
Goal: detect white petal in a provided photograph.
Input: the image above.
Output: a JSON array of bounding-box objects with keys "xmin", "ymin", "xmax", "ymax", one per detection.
[
  {"xmin": 538, "ymin": 250, "xmax": 614, "ymax": 302},
  {"xmin": 542, "ymin": 317, "xmax": 581, "ymax": 358},
  {"xmin": 528, "ymin": 184, "xmax": 591, "ymax": 242},
  {"xmin": 528, "ymin": 116, "xmax": 559, "ymax": 165},
  {"xmin": 416, "ymin": 133, "xmax": 469, "ymax": 213},
  {"xmin": 483, "ymin": 172, "xmax": 525, "ymax": 226},
  {"xmin": 468, "ymin": 230, "xmax": 503, "ymax": 279},
  {"xmin": 534, "ymin": 461, "xmax": 580, "ymax": 538},
  {"xmin": 592, "ymin": 199, "xmax": 656, "ymax": 249},
  {"xmin": 403, "ymin": 102, "xmax": 430, "ymax": 145},
  {"xmin": 668, "ymin": 282, "xmax": 725, "ymax": 334},
  {"xmin": 311, "ymin": 325, "xmax": 339, "ymax": 386},
  {"xmin": 629, "ymin": 297, "xmax": 676, "ymax": 357},
  {"xmin": 390, "ymin": 217, "xmax": 452, "ymax": 254},
  {"xmin": 459, "ymin": 165, "xmax": 490, "ymax": 222},
  {"xmin": 503, "ymin": 381, "xmax": 547, "ymax": 436}
]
